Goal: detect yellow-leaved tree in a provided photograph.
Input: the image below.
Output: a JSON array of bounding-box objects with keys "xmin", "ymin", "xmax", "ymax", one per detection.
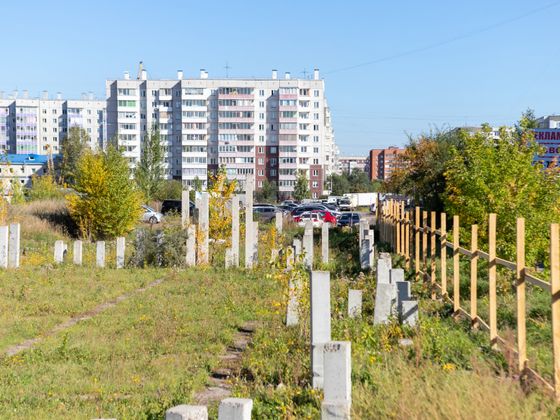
[
  {"xmin": 208, "ymin": 166, "xmax": 237, "ymax": 243},
  {"xmin": 67, "ymin": 145, "xmax": 142, "ymax": 240}
]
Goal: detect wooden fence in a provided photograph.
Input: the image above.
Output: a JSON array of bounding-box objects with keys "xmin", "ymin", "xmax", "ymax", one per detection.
[{"xmin": 377, "ymin": 198, "xmax": 560, "ymax": 399}]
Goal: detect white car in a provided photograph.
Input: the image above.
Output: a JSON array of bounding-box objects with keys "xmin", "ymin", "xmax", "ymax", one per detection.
[
  {"xmin": 141, "ymin": 205, "xmax": 163, "ymax": 224},
  {"xmin": 296, "ymin": 212, "xmax": 323, "ymax": 228}
]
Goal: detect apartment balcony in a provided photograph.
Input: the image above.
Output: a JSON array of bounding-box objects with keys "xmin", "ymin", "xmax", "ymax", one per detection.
[
  {"xmin": 218, "ymin": 93, "xmax": 254, "ymax": 100},
  {"xmin": 218, "ymin": 105, "xmax": 254, "ymax": 111},
  {"xmin": 279, "ymin": 94, "xmax": 298, "ymax": 100}
]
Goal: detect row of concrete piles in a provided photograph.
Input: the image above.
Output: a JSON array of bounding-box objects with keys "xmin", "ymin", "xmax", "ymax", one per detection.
[{"xmin": 53, "ymin": 237, "xmax": 126, "ymax": 268}]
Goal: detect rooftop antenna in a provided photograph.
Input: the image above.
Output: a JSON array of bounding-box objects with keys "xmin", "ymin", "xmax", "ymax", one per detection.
[
  {"xmin": 301, "ymin": 69, "xmax": 309, "ymax": 79},
  {"xmin": 224, "ymin": 62, "xmax": 231, "ymax": 78},
  {"xmin": 137, "ymin": 61, "xmax": 144, "ymax": 80}
]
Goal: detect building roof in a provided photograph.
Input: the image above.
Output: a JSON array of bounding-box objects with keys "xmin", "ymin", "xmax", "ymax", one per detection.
[{"xmin": 0, "ymin": 154, "xmax": 53, "ymax": 165}]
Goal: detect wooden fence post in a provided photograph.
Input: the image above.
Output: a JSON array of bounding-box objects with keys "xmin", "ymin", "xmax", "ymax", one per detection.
[
  {"xmin": 489, "ymin": 213, "xmax": 497, "ymax": 349},
  {"xmin": 396, "ymin": 201, "xmax": 401, "ymax": 255},
  {"xmin": 405, "ymin": 210, "xmax": 411, "ymax": 270},
  {"xmin": 516, "ymin": 218, "xmax": 526, "ymax": 373},
  {"xmin": 471, "ymin": 224, "xmax": 478, "ymax": 329},
  {"xmin": 415, "ymin": 207, "xmax": 420, "ymax": 282},
  {"xmin": 401, "ymin": 202, "xmax": 406, "ymax": 258},
  {"xmin": 431, "ymin": 211, "xmax": 437, "ymax": 300},
  {"xmin": 453, "ymin": 215, "xmax": 460, "ymax": 313},
  {"xmin": 440, "ymin": 213, "xmax": 447, "ymax": 296},
  {"xmin": 550, "ymin": 223, "xmax": 560, "ymax": 400},
  {"xmin": 422, "ymin": 211, "xmax": 428, "ymax": 283}
]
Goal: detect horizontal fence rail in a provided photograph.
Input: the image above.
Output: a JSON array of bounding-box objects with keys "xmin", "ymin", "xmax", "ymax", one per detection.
[{"xmin": 376, "ymin": 198, "xmax": 559, "ymax": 399}]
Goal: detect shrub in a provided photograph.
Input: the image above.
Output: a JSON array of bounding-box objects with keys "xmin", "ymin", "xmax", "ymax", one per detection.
[{"xmin": 67, "ymin": 146, "xmax": 142, "ymax": 240}]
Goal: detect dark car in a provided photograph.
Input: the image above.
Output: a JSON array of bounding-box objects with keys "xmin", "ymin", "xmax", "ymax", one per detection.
[
  {"xmin": 253, "ymin": 205, "xmax": 278, "ymax": 222},
  {"xmin": 161, "ymin": 199, "xmax": 195, "ymax": 215},
  {"xmin": 290, "ymin": 204, "xmax": 329, "ymax": 217},
  {"xmin": 337, "ymin": 212, "xmax": 361, "ymax": 227}
]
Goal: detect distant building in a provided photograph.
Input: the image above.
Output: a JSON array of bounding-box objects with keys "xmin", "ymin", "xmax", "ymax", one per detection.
[
  {"xmin": 0, "ymin": 92, "xmax": 106, "ymax": 155},
  {"xmin": 106, "ymin": 68, "xmax": 336, "ymax": 199},
  {"xmin": 537, "ymin": 115, "xmax": 560, "ymax": 129},
  {"xmin": 0, "ymin": 154, "xmax": 52, "ymax": 195},
  {"xmin": 337, "ymin": 155, "xmax": 369, "ymax": 175},
  {"xmin": 369, "ymin": 146, "xmax": 405, "ymax": 181}
]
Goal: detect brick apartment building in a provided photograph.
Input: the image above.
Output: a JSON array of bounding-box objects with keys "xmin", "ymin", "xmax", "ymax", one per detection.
[{"xmin": 369, "ymin": 146, "xmax": 405, "ymax": 181}]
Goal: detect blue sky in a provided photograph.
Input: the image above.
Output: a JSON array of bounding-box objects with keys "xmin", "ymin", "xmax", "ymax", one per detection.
[{"xmin": 2, "ymin": 0, "xmax": 560, "ymax": 155}]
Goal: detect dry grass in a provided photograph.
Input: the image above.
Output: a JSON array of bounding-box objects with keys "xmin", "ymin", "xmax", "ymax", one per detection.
[{"xmin": 352, "ymin": 352, "xmax": 555, "ymax": 419}]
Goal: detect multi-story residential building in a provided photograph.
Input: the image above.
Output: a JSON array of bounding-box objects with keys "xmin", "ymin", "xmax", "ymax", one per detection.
[
  {"xmin": 337, "ymin": 155, "xmax": 369, "ymax": 175},
  {"xmin": 106, "ymin": 68, "xmax": 336, "ymax": 198},
  {"xmin": 369, "ymin": 146, "xmax": 405, "ymax": 181},
  {"xmin": 0, "ymin": 91, "xmax": 105, "ymax": 155}
]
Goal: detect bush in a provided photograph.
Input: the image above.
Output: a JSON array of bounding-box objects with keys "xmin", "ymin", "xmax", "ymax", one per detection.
[
  {"xmin": 67, "ymin": 146, "xmax": 142, "ymax": 240},
  {"xmin": 27, "ymin": 174, "xmax": 64, "ymax": 201}
]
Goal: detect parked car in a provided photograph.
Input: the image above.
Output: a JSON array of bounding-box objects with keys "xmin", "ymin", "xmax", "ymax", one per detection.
[
  {"xmin": 311, "ymin": 209, "xmax": 337, "ymax": 225},
  {"xmin": 290, "ymin": 204, "xmax": 329, "ymax": 217},
  {"xmin": 161, "ymin": 199, "xmax": 195, "ymax": 215},
  {"xmin": 278, "ymin": 204, "xmax": 297, "ymax": 214},
  {"xmin": 282, "ymin": 200, "xmax": 296, "ymax": 206},
  {"xmin": 253, "ymin": 205, "xmax": 278, "ymax": 222},
  {"xmin": 254, "ymin": 203, "xmax": 276, "ymax": 208},
  {"xmin": 141, "ymin": 205, "xmax": 163, "ymax": 224},
  {"xmin": 295, "ymin": 212, "xmax": 323, "ymax": 228},
  {"xmin": 337, "ymin": 212, "xmax": 361, "ymax": 227}
]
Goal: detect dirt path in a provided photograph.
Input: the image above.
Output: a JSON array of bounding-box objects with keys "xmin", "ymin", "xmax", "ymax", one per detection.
[
  {"xmin": 194, "ymin": 321, "xmax": 258, "ymax": 405},
  {"xmin": 4, "ymin": 278, "xmax": 165, "ymax": 357}
]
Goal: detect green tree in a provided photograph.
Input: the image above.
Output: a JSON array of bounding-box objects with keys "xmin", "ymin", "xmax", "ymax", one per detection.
[
  {"xmin": 68, "ymin": 146, "xmax": 142, "ymax": 240},
  {"xmin": 255, "ymin": 179, "xmax": 278, "ymax": 202},
  {"xmin": 10, "ymin": 179, "xmax": 25, "ymax": 204},
  {"xmin": 155, "ymin": 180, "xmax": 183, "ymax": 201},
  {"xmin": 27, "ymin": 174, "xmax": 63, "ymax": 201},
  {"xmin": 444, "ymin": 126, "xmax": 559, "ymax": 265},
  {"xmin": 328, "ymin": 173, "xmax": 350, "ymax": 196},
  {"xmin": 60, "ymin": 126, "xmax": 90, "ymax": 185},
  {"xmin": 383, "ymin": 128, "xmax": 465, "ymax": 211},
  {"xmin": 134, "ymin": 129, "xmax": 164, "ymax": 201},
  {"xmin": 294, "ymin": 170, "xmax": 310, "ymax": 201}
]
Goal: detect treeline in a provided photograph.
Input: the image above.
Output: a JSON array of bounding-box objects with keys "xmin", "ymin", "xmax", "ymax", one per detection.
[
  {"xmin": 328, "ymin": 169, "xmax": 381, "ymax": 196},
  {"xmin": 384, "ymin": 110, "xmax": 560, "ymax": 266}
]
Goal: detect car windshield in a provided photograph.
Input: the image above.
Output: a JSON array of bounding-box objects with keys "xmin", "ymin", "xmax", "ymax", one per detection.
[{"xmin": 143, "ymin": 206, "xmax": 155, "ymax": 212}]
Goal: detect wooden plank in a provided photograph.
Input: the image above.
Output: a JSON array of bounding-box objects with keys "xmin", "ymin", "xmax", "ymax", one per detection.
[
  {"xmin": 405, "ymin": 210, "xmax": 410, "ymax": 270},
  {"xmin": 516, "ymin": 218, "xmax": 527, "ymax": 373},
  {"xmin": 458, "ymin": 247, "xmax": 473, "ymax": 257},
  {"xmin": 489, "ymin": 213, "xmax": 498, "ymax": 350},
  {"xmin": 401, "ymin": 201, "xmax": 406, "ymax": 258},
  {"xmin": 423, "ymin": 211, "xmax": 428, "ymax": 284},
  {"xmin": 525, "ymin": 273, "xmax": 551, "ymax": 292},
  {"xmin": 431, "ymin": 211, "xmax": 437, "ymax": 299},
  {"xmin": 415, "ymin": 207, "xmax": 420, "ymax": 282},
  {"xmin": 471, "ymin": 225, "xmax": 478, "ymax": 328},
  {"xmin": 396, "ymin": 201, "xmax": 401, "ymax": 255},
  {"xmin": 440, "ymin": 213, "xmax": 447, "ymax": 297},
  {"xmin": 496, "ymin": 257, "xmax": 516, "ymax": 271},
  {"xmin": 551, "ymin": 223, "xmax": 560, "ymax": 400},
  {"xmin": 453, "ymin": 215, "xmax": 460, "ymax": 313}
]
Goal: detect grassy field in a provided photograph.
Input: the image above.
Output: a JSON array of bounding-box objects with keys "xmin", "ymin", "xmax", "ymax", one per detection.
[
  {"xmin": 0, "ymin": 267, "xmax": 280, "ymax": 419},
  {"xmin": 1, "ymin": 199, "xmax": 558, "ymax": 418},
  {"xmin": 232, "ymin": 265, "xmax": 559, "ymax": 419}
]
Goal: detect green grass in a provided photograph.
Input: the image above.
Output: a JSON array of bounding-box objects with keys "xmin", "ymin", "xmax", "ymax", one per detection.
[
  {"xmin": 0, "ymin": 266, "xmax": 165, "ymax": 351},
  {"xmin": 232, "ymin": 268, "xmax": 559, "ymax": 419},
  {"xmin": 0, "ymin": 267, "xmax": 281, "ymax": 419}
]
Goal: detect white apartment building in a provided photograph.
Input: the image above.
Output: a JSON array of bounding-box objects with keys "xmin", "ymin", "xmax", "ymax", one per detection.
[
  {"xmin": 106, "ymin": 68, "xmax": 336, "ymax": 198},
  {"xmin": 0, "ymin": 91, "xmax": 105, "ymax": 155}
]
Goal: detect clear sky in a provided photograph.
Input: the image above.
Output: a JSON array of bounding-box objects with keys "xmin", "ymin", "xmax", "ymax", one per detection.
[{"xmin": 2, "ymin": 0, "xmax": 559, "ymax": 155}]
